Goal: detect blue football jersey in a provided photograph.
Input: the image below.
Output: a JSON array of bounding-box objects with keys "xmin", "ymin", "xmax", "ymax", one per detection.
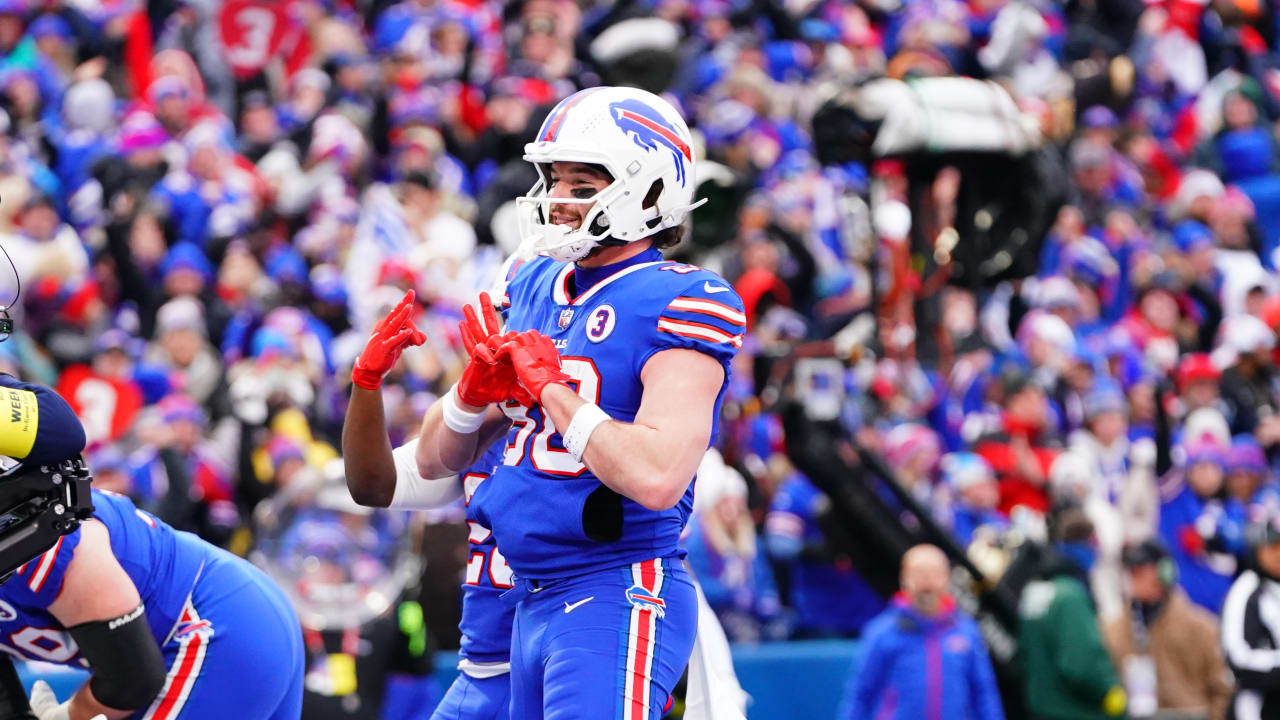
[
  {"xmin": 457, "ymin": 443, "xmax": 515, "ymax": 664},
  {"xmin": 0, "ymin": 489, "xmax": 210, "ymax": 666},
  {"xmin": 478, "ymin": 250, "xmax": 745, "ymax": 580}
]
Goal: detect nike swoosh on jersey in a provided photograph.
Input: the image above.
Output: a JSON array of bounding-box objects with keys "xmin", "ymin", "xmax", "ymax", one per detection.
[
  {"xmin": 703, "ymin": 282, "xmax": 731, "ymax": 294},
  {"xmin": 563, "ymin": 596, "xmax": 595, "ymax": 613}
]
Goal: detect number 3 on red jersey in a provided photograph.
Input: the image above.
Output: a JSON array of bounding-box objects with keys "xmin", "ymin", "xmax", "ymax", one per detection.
[{"xmin": 500, "ymin": 357, "xmax": 601, "ymax": 476}]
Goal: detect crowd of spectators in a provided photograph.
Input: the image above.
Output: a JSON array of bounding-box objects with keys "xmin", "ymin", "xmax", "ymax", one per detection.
[{"xmin": 11, "ymin": 0, "xmax": 1280, "ymax": 715}]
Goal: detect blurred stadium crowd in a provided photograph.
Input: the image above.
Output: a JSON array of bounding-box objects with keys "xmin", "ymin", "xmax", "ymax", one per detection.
[{"xmin": 8, "ymin": 0, "xmax": 1280, "ymax": 715}]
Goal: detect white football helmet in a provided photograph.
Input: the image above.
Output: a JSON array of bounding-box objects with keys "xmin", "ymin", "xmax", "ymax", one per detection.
[{"xmin": 517, "ymin": 86, "xmax": 706, "ymax": 263}]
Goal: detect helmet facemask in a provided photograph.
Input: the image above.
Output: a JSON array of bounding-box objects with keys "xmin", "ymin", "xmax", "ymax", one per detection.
[{"xmin": 518, "ymin": 160, "xmax": 706, "ymax": 262}]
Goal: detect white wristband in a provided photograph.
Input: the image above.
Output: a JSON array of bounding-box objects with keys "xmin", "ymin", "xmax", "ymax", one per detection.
[
  {"xmin": 442, "ymin": 385, "xmax": 487, "ymax": 435},
  {"xmin": 563, "ymin": 403, "xmax": 610, "ymax": 461}
]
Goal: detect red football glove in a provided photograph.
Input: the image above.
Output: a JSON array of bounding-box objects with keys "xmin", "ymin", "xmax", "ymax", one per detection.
[
  {"xmin": 499, "ymin": 330, "xmax": 572, "ymax": 404},
  {"xmin": 352, "ymin": 290, "xmax": 427, "ymax": 390},
  {"xmin": 456, "ymin": 293, "xmax": 534, "ymax": 407}
]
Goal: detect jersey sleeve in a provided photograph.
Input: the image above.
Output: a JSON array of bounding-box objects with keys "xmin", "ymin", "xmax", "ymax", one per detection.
[
  {"xmin": 639, "ymin": 273, "xmax": 746, "ymax": 372},
  {"xmin": 495, "ymin": 254, "xmax": 547, "ymax": 321},
  {"xmin": 388, "ymin": 439, "xmax": 463, "ymax": 510},
  {"xmin": 0, "ymin": 374, "xmax": 86, "ymax": 465},
  {"xmin": 7, "ymin": 529, "xmax": 82, "ymax": 606}
]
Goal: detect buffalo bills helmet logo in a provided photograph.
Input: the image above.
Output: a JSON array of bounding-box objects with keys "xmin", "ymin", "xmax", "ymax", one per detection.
[
  {"xmin": 625, "ymin": 584, "xmax": 667, "ymax": 618},
  {"xmin": 609, "ymin": 99, "xmax": 692, "ymax": 187}
]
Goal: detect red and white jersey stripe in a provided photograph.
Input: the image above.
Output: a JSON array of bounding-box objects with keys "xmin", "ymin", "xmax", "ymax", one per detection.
[
  {"xmin": 26, "ymin": 537, "xmax": 65, "ymax": 594},
  {"xmin": 623, "ymin": 559, "xmax": 666, "ymax": 720},
  {"xmin": 143, "ymin": 600, "xmax": 210, "ymax": 720},
  {"xmin": 664, "ymin": 297, "xmax": 746, "ymax": 327},
  {"xmin": 656, "ymin": 318, "xmax": 744, "ymax": 348}
]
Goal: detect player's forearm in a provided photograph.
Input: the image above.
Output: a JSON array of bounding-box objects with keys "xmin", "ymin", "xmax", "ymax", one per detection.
[
  {"xmin": 415, "ymin": 399, "xmax": 509, "ymax": 477},
  {"xmin": 541, "ymin": 385, "xmax": 696, "ymax": 510},
  {"xmin": 342, "ymin": 387, "xmax": 399, "ymax": 507}
]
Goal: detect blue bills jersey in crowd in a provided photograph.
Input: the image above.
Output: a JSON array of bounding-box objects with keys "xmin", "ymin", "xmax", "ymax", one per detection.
[
  {"xmin": 478, "ymin": 247, "xmax": 746, "ymax": 580},
  {"xmin": 766, "ymin": 473, "xmax": 886, "ymax": 636},
  {"xmin": 457, "ymin": 443, "xmax": 514, "ymax": 665},
  {"xmin": 0, "ymin": 488, "xmax": 303, "ymax": 720}
]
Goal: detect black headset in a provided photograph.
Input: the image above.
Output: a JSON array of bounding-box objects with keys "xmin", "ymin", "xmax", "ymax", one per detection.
[{"xmin": 1123, "ymin": 539, "xmax": 1179, "ymax": 588}]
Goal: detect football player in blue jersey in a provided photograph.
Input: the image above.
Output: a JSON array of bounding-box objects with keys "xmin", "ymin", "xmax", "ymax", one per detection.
[
  {"xmin": 0, "ymin": 480, "xmax": 306, "ymax": 720},
  {"xmin": 0, "ymin": 371, "xmax": 94, "ymax": 720},
  {"xmin": 0, "ymin": 253, "xmax": 304, "ymax": 720},
  {"xmin": 343, "ymin": 290, "xmax": 515, "ymax": 720},
  {"xmin": 0, "ymin": 380, "xmax": 304, "ymax": 720},
  {"xmin": 4, "ymin": 486, "xmax": 304, "ymax": 720},
  {"xmin": 407, "ymin": 86, "xmax": 746, "ymax": 720}
]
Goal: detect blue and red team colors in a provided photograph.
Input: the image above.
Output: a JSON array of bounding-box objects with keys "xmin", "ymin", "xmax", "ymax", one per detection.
[
  {"xmin": 473, "ymin": 247, "xmax": 745, "ymax": 720},
  {"xmin": 0, "ymin": 489, "xmax": 303, "ymax": 719},
  {"xmin": 432, "ymin": 444, "xmax": 514, "ymax": 720}
]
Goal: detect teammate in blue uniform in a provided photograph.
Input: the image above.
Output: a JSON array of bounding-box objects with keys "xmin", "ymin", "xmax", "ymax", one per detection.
[
  {"xmin": 0, "ymin": 371, "xmax": 93, "ymax": 720},
  {"xmin": 0, "ymin": 487, "xmax": 303, "ymax": 720},
  {"xmin": 342, "ymin": 290, "xmax": 513, "ymax": 720},
  {"xmin": 409, "ymin": 86, "xmax": 744, "ymax": 720}
]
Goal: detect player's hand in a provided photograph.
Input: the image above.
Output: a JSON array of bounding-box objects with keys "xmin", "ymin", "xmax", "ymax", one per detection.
[
  {"xmin": 457, "ymin": 293, "xmax": 533, "ymax": 407},
  {"xmin": 28, "ymin": 680, "xmax": 74, "ymax": 720},
  {"xmin": 352, "ymin": 290, "xmax": 427, "ymax": 390},
  {"xmin": 499, "ymin": 330, "xmax": 572, "ymax": 405}
]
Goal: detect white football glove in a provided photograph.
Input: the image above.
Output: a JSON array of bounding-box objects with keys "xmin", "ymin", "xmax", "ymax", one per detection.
[
  {"xmin": 28, "ymin": 680, "xmax": 106, "ymax": 720},
  {"xmin": 28, "ymin": 680, "xmax": 69, "ymax": 720}
]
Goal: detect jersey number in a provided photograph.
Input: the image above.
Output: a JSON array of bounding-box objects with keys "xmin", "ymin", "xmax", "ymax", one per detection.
[
  {"xmin": 1, "ymin": 627, "xmax": 81, "ymax": 664},
  {"xmin": 465, "ymin": 523, "xmax": 513, "ymax": 589},
  {"xmin": 501, "ymin": 357, "xmax": 601, "ymax": 476},
  {"xmin": 224, "ymin": 6, "xmax": 277, "ymax": 69},
  {"xmin": 462, "ymin": 472, "xmax": 513, "ymax": 588}
]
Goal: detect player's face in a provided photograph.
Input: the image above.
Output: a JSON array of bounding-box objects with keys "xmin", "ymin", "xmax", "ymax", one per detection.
[{"xmin": 546, "ymin": 161, "xmax": 611, "ymax": 231}]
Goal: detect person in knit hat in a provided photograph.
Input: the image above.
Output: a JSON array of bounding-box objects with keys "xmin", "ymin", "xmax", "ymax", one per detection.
[
  {"xmin": 1225, "ymin": 435, "xmax": 1280, "ymax": 517},
  {"xmin": 1159, "ymin": 438, "xmax": 1246, "ymax": 613},
  {"xmin": 683, "ymin": 449, "xmax": 782, "ymax": 642},
  {"xmin": 939, "ymin": 452, "xmax": 1009, "ymax": 547}
]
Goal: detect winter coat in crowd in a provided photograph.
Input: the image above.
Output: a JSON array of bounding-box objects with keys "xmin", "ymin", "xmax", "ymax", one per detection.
[
  {"xmin": 1051, "ymin": 428, "xmax": 1159, "ymax": 619},
  {"xmin": 1159, "ymin": 478, "xmax": 1245, "ymax": 614},
  {"xmin": 1102, "ymin": 588, "xmax": 1233, "ymax": 720},
  {"xmin": 838, "ymin": 593, "xmax": 1005, "ymax": 720},
  {"xmin": 1018, "ymin": 548, "xmax": 1125, "ymax": 720}
]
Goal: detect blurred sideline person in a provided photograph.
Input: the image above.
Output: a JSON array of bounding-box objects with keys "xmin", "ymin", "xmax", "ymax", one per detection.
[
  {"xmin": 683, "ymin": 450, "xmax": 782, "ymax": 643},
  {"xmin": 1102, "ymin": 539, "xmax": 1231, "ymax": 720},
  {"xmin": 1018, "ymin": 507, "xmax": 1128, "ymax": 720},
  {"xmin": 1221, "ymin": 513, "xmax": 1280, "ymax": 720},
  {"xmin": 251, "ymin": 458, "xmax": 435, "ymax": 720},
  {"xmin": 838, "ymin": 544, "xmax": 1005, "ymax": 720}
]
